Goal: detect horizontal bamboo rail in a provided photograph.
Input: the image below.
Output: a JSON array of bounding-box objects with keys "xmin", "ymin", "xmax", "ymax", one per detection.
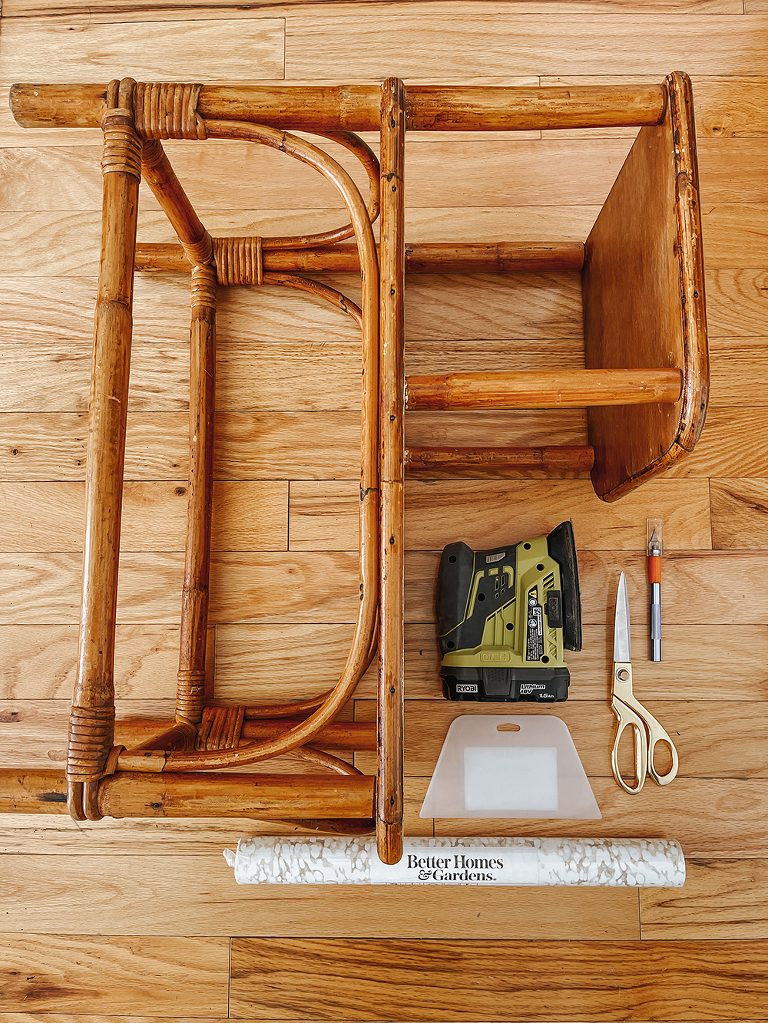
[
  {"xmin": 0, "ymin": 769, "xmax": 375, "ymax": 819},
  {"xmin": 405, "ymin": 368, "xmax": 684, "ymax": 410},
  {"xmin": 10, "ymin": 83, "xmax": 667, "ymax": 133},
  {"xmin": 135, "ymin": 240, "xmax": 585, "ymax": 275},
  {"xmin": 405, "ymin": 445, "xmax": 595, "ymax": 477},
  {"xmin": 118, "ymin": 718, "xmax": 378, "ymax": 751},
  {"xmin": 242, "ymin": 720, "xmax": 377, "ymax": 750}
]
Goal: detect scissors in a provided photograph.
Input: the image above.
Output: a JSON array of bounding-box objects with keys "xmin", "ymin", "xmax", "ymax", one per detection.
[{"xmin": 611, "ymin": 571, "xmax": 679, "ymax": 794}]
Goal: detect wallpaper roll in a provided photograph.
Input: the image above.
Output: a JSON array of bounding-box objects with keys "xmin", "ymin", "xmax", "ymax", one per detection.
[{"xmin": 224, "ymin": 836, "xmax": 685, "ymax": 886}]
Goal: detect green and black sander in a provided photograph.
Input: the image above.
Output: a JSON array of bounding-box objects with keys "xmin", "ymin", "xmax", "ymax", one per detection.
[{"xmin": 437, "ymin": 521, "xmax": 582, "ymax": 702}]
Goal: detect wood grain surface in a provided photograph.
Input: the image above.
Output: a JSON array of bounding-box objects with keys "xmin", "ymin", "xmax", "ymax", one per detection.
[
  {"xmin": 0, "ymin": 934, "xmax": 229, "ymax": 1014},
  {"xmin": 1, "ymin": 0, "xmax": 766, "ymax": 1018},
  {"xmin": 229, "ymin": 937, "xmax": 768, "ymax": 1020}
]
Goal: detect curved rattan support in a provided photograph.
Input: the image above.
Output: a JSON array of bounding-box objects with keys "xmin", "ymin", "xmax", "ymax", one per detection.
[
  {"xmin": 210, "ymin": 132, "xmax": 379, "ymax": 273},
  {"xmin": 292, "ymin": 746, "xmax": 363, "ymax": 777},
  {"xmin": 256, "ymin": 130, "xmax": 380, "ymax": 251},
  {"xmin": 141, "ymin": 119, "xmax": 380, "ymax": 772},
  {"xmin": 212, "ymin": 239, "xmax": 364, "ymax": 321},
  {"xmin": 264, "ymin": 273, "xmax": 363, "ymax": 327}
]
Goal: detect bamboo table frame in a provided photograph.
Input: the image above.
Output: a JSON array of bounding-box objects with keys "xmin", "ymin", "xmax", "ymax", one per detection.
[{"xmin": 2, "ymin": 74, "xmax": 707, "ymax": 865}]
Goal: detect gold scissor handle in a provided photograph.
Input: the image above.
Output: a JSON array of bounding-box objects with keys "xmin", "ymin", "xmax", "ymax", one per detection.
[
  {"xmin": 611, "ymin": 692, "xmax": 649, "ymax": 794},
  {"xmin": 640, "ymin": 704, "xmax": 679, "ymax": 787},
  {"xmin": 611, "ymin": 663, "xmax": 679, "ymax": 792}
]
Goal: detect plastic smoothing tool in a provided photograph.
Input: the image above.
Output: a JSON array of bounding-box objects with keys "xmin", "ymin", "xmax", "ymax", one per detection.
[
  {"xmin": 420, "ymin": 714, "xmax": 600, "ymax": 819},
  {"xmin": 611, "ymin": 572, "xmax": 679, "ymax": 794}
]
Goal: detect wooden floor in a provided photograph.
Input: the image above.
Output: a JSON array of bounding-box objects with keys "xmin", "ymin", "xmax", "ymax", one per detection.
[{"xmin": 2, "ymin": 0, "xmax": 768, "ymax": 1020}]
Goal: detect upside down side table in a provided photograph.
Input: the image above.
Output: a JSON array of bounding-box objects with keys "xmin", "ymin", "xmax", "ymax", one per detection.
[{"xmin": 1, "ymin": 74, "xmax": 707, "ymax": 864}]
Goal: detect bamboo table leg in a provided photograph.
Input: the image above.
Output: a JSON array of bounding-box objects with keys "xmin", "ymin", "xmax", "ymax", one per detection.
[
  {"xmin": 378, "ymin": 78, "xmax": 406, "ymax": 865},
  {"xmin": 176, "ymin": 264, "xmax": 217, "ymax": 729},
  {"xmin": 68, "ymin": 78, "xmax": 141, "ymax": 821}
]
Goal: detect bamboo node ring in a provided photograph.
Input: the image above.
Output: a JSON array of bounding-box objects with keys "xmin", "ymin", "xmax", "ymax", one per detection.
[{"xmin": 134, "ymin": 82, "xmax": 207, "ymax": 140}]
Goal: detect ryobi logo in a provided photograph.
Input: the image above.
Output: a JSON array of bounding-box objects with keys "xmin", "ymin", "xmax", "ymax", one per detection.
[{"xmin": 455, "ymin": 684, "xmax": 479, "ymax": 693}]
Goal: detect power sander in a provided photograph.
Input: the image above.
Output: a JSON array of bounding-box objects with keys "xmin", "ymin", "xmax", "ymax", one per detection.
[{"xmin": 437, "ymin": 521, "xmax": 582, "ymax": 702}]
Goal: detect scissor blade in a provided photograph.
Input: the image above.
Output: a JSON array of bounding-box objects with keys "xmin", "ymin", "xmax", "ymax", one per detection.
[{"xmin": 613, "ymin": 571, "xmax": 632, "ymax": 663}]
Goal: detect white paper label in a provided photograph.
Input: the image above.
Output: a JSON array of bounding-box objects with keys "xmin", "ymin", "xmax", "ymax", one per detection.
[{"xmin": 370, "ymin": 843, "xmax": 540, "ymax": 885}]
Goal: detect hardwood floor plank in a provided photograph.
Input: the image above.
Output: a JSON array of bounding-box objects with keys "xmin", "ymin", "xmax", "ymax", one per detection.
[
  {"xmin": 229, "ymin": 936, "xmax": 768, "ymax": 1020},
  {"xmin": 665, "ymin": 409, "xmax": 768, "ymax": 476},
  {"xmin": 0, "ymin": 274, "xmax": 363, "ymax": 346},
  {"xmin": 289, "ymin": 478, "xmax": 712, "ymax": 551},
  {"xmin": 0, "ymin": 934, "xmax": 229, "ymax": 1015},
  {"xmin": 406, "ymin": 409, "xmax": 588, "ymax": 452},
  {"xmin": 0, "ymin": 815, "xmax": 360, "ymax": 854},
  {"xmin": 434, "ymin": 777, "xmax": 768, "ymax": 857},
  {"xmin": 0, "ymin": 208, "xmax": 599, "ymax": 277},
  {"xmin": 0, "ymin": 409, "xmax": 593, "ymax": 482},
  {"xmin": 3, "ymin": 617, "xmax": 764, "ymax": 703},
  {"xmin": 0, "ymin": 143, "xmax": 357, "ymax": 214},
  {"xmin": 353, "ymin": 699, "xmax": 768, "ymax": 779},
  {"xmin": 214, "ymin": 621, "xmax": 768, "ymax": 703},
  {"xmin": 0, "ymin": 1018, "xmax": 238, "ymax": 1023},
  {"xmin": 711, "ymin": 477, "xmax": 768, "ymax": 548},
  {"xmin": 0, "ymin": 411, "xmax": 363, "ymax": 482},
  {"xmin": 0, "ymin": 342, "xmax": 188, "ymax": 414},
  {"xmin": 0, "ymin": 481, "xmax": 288, "ymax": 552},
  {"xmin": 710, "ymin": 338, "xmax": 768, "ymax": 405},
  {"xmin": 0, "ymin": 852, "xmax": 639, "ymax": 938},
  {"xmin": 0, "ymin": 272, "xmax": 585, "ymax": 348},
  {"xmin": 690, "ymin": 140, "xmax": 768, "ymax": 203},
  {"xmin": 2, "ymin": 138, "xmax": 644, "ymax": 212},
  {"xmin": 0, "ymin": 0, "xmax": 747, "ymax": 18},
  {"xmin": 702, "ymin": 204, "xmax": 768, "ymax": 267},
  {"xmin": 0, "ymin": 338, "xmax": 593, "ymax": 415},
  {"xmin": 641, "ymin": 859, "xmax": 768, "ymax": 939},
  {"xmin": 0, "ymin": 17, "xmax": 284, "ymax": 81},
  {"xmin": 567, "ymin": 624, "xmax": 768, "ymax": 701},
  {"xmin": 0, "ymin": 624, "xmax": 183, "ymax": 699},
  {"xmin": 286, "ymin": 13, "xmax": 768, "ymax": 78},
  {"xmin": 407, "ymin": 549, "xmax": 768, "ymax": 626},
  {"xmin": 0, "ymin": 550, "xmax": 365, "ymax": 625},
  {"xmin": 404, "ymin": 272, "xmax": 584, "ymax": 338},
  {"xmin": 704, "ymin": 269, "xmax": 768, "ymax": 337},
  {"xmin": 3, "ymin": 549, "xmax": 767, "ymax": 626},
  {"xmin": 3, "ymin": 201, "xmax": 759, "ymax": 288}
]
